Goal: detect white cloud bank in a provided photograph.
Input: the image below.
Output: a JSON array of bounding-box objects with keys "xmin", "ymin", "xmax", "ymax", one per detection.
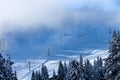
[
  {"xmin": 0, "ymin": 0, "xmax": 120, "ymax": 32},
  {"xmin": 0, "ymin": 0, "xmax": 68, "ymax": 32}
]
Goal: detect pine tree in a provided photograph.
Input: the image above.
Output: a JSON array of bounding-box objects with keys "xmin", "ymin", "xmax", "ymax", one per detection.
[
  {"xmin": 57, "ymin": 60, "xmax": 65, "ymax": 80},
  {"xmin": 66, "ymin": 60, "xmax": 80, "ymax": 80},
  {"xmin": 96, "ymin": 57, "xmax": 105, "ymax": 79},
  {"xmin": 38, "ymin": 71, "xmax": 42, "ymax": 80},
  {"xmin": 105, "ymin": 31, "xmax": 120, "ymax": 80},
  {"xmin": 93, "ymin": 60, "xmax": 100, "ymax": 80},
  {"xmin": 0, "ymin": 36, "xmax": 17, "ymax": 80},
  {"xmin": 53, "ymin": 70, "xmax": 56, "ymax": 78},
  {"xmin": 0, "ymin": 53, "xmax": 17, "ymax": 80},
  {"xmin": 5, "ymin": 53, "xmax": 15, "ymax": 80},
  {"xmin": 63, "ymin": 62, "xmax": 67, "ymax": 76},
  {"xmin": 36, "ymin": 71, "xmax": 39, "ymax": 80},
  {"xmin": 52, "ymin": 70, "xmax": 57, "ymax": 80},
  {"xmin": 0, "ymin": 53, "xmax": 6, "ymax": 79},
  {"xmin": 41, "ymin": 64, "xmax": 49, "ymax": 80},
  {"xmin": 84, "ymin": 59, "xmax": 93, "ymax": 80},
  {"xmin": 79, "ymin": 55, "xmax": 85, "ymax": 80},
  {"xmin": 14, "ymin": 71, "xmax": 18, "ymax": 80},
  {"xmin": 31, "ymin": 71, "xmax": 36, "ymax": 80}
]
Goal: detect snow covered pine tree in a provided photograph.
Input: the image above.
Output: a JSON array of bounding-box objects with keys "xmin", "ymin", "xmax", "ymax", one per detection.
[
  {"xmin": 105, "ymin": 31, "xmax": 120, "ymax": 80},
  {"xmin": 41, "ymin": 64, "xmax": 49, "ymax": 80},
  {"xmin": 31, "ymin": 71, "xmax": 36, "ymax": 80},
  {"xmin": 84, "ymin": 59, "xmax": 93, "ymax": 80},
  {"xmin": 66, "ymin": 60, "xmax": 80, "ymax": 80},
  {"xmin": 93, "ymin": 57, "xmax": 105, "ymax": 80},
  {"xmin": 63, "ymin": 62, "xmax": 68, "ymax": 77},
  {"xmin": 57, "ymin": 60, "xmax": 65, "ymax": 80},
  {"xmin": 79, "ymin": 55, "xmax": 85, "ymax": 80},
  {"xmin": 0, "ymin": 53, "xmax": 17, "ymax": 80}
]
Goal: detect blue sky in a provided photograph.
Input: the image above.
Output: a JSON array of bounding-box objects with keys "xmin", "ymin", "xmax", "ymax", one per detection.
[{"xmin": 0, "ymin": 0, "xmax": 120, "ymax": 60}]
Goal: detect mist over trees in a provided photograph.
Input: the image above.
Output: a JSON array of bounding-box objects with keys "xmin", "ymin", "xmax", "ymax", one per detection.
[{"xmin": 0, "ymin": 35, "xmax": 18, "ymax": 80}]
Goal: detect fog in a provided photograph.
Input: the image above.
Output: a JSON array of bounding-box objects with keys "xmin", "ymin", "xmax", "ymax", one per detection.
[{"xmin": 0, "ymin": 0, "xmax": 119, "ymax": 33}]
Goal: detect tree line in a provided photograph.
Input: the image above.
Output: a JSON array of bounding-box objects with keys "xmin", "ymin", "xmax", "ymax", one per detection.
[{"xmin": 31, "ymin": 56, "xmax": 105, "ymax": 80}]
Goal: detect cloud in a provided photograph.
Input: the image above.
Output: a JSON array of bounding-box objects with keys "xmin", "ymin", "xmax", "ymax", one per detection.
[
  {"xmin": 0, "ymin": 0, "xmax": 68, "ymax": 32},
  {"xmin": 0, "ymin": 0, "xmax": 119, "ymax": 33}
]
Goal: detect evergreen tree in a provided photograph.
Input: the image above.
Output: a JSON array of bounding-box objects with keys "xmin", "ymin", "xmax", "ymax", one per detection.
[
  {"xmin": 41, "ymin": 64, "xmax": 49, "ymax": 80},
  {"xmin": 63, "ymin": 62, "xmax": 67, "ymax": 76},
  {"xmin": 79, "ymin": 55, "xmax": 85, "ymax": 80},
  {"xmin": 13, "ymin": 71, "xmax": 18, "ymax": 80},
  {"xmin": 0, "ymin": 53, "xmax": 6, "ymax": 79},
  {"xmin": 5, "ymin": 53, "xmax": 15, "ymax": 80},
  {"xmin": 36, "ymin": 71, "xmax": 39, "ymax": 80},
  {"xmin": 53, "ymin": 70, "xmax": 56, "ymax": 78},
  {"xmin": 105, "ymin": 31, "xmax": 120, "ymax": 80},
  {"xmin": 31, "ymin": 71, "xmax": 36, "ymax": 80},
  {"xmin": 66, "ymin": 60, "xmax": 80, "ymax": 80},
  {"xmin": 57, "ymin": 60, "xmax": 65, "ymax": 80},
  {"xmin": 0, "ymin": 53, "xmax": 17, "ymax": 80},
  {"xmin": 84, "ymin": 59, "xmax": 93, "ymax": 80},
  {"xmin": 96, "ymin": 57, "xmax": 105, "ymax": 79},
  {"xmin": 93, "ymin": 60, "xmax": 100, "ymax": 80},
  {"xmin": 51, "ymin": 70, "xmax": 57, "ymax": 80},
  {"xmin": 38, "ymin": 71, "xmax": 42, "ymax": 80}
]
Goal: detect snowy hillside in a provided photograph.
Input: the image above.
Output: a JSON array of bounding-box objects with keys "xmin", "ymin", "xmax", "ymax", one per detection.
[{"xmin": 13, "ymin": 49, "xmax": 108, "ymax": 80}]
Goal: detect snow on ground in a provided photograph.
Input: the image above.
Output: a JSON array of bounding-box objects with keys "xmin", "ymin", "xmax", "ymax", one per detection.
[
  {"xmin": 14, "ymin": 60, "xmax": 46, "ymax": 80},
  {"xmin": 84, "ymin": 49, "xmax": 109, "ymax": 63},
  {"xmin": 13, "ymin": 49, "xmax": 109, "ymax": 80}
]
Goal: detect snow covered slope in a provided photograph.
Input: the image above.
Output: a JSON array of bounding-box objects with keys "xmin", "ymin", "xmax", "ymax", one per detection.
[{"xmin": 13, "ymin": 49, "xmax": 108, "ymax": 80}]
